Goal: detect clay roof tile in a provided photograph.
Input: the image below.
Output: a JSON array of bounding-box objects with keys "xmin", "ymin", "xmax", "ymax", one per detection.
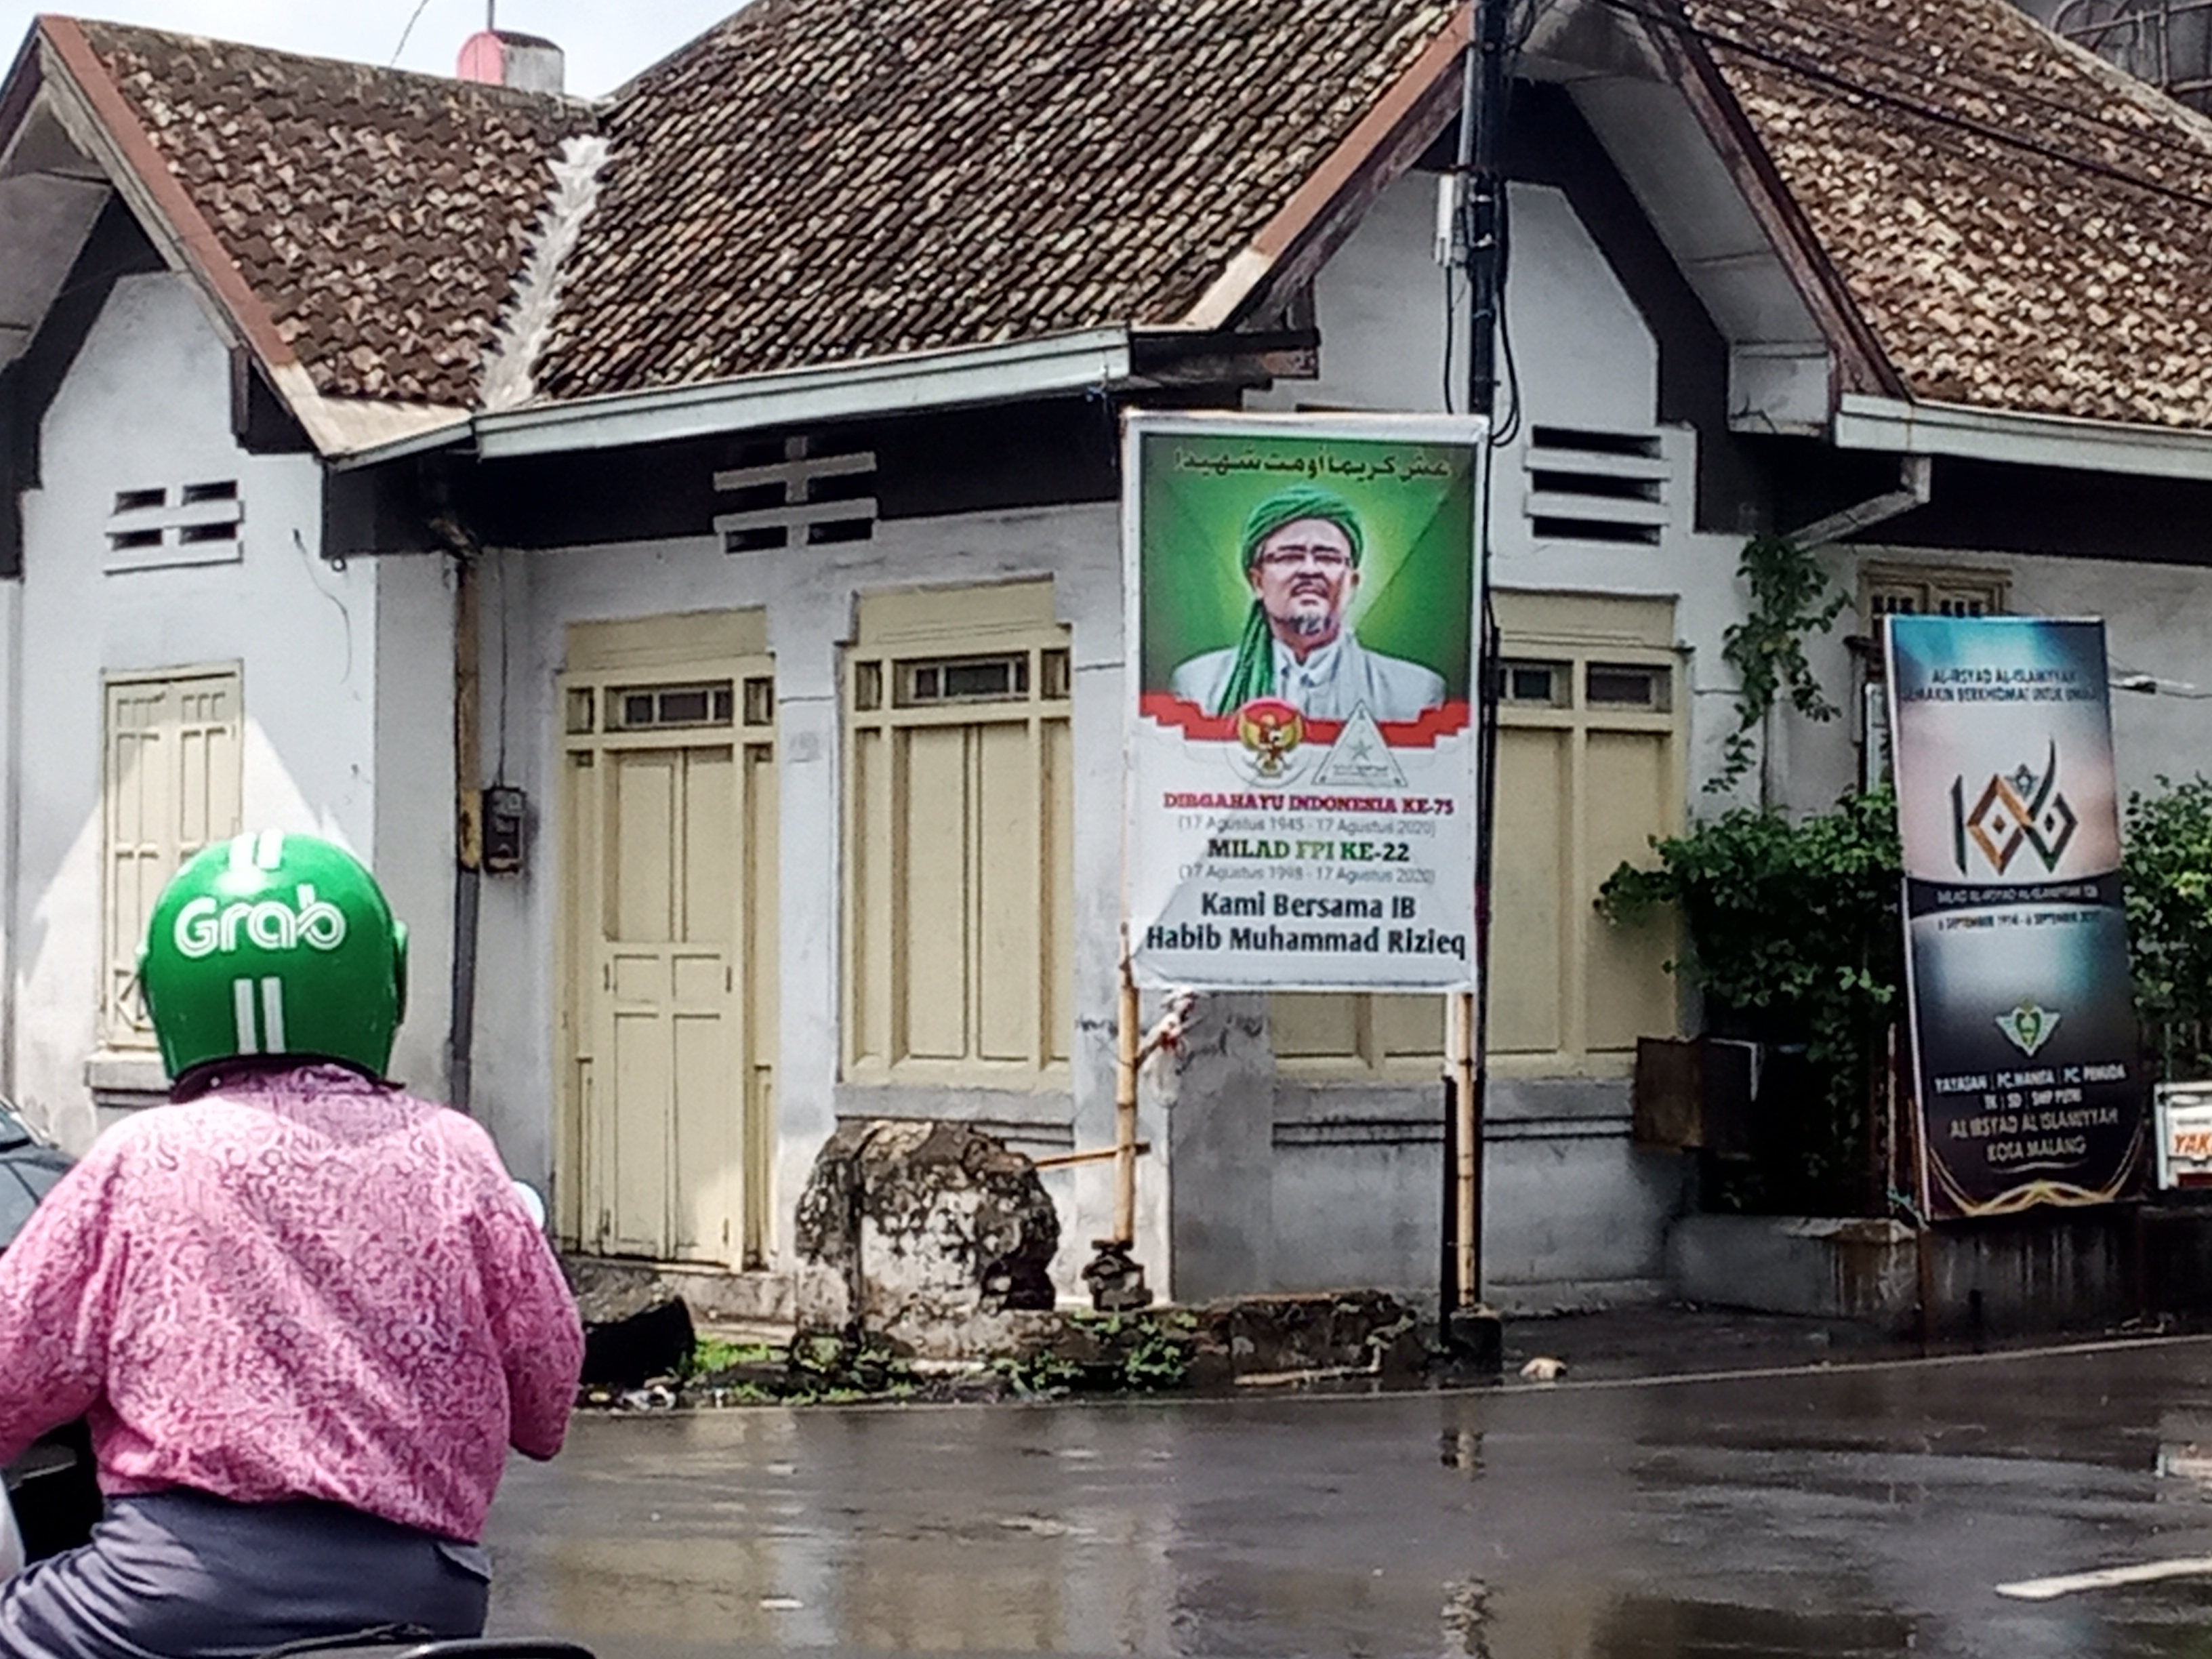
[
  {"xmin": 1690, "ymin": 0, "xmax": 2212, "ymax": 428},
  {"xmin": 75, "ymin": 19, "xmax": 593, "ymax": 406},
  {"xmin": 529, "ymin": 0, "xmax": 1457, "ymax": 400}
]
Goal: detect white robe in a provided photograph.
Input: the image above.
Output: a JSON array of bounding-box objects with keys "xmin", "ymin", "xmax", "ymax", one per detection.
[{"xmin": 1170, "ymin": 632, "xmax": 1446, "ymax": 724}]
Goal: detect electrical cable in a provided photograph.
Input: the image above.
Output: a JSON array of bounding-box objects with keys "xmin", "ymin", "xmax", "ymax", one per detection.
[
  {"xmin": 1443, "ymin": 254, "xmax": 1460, "ymax": 415},
  {"xmin": 1652, "ymin": 0, "xmax": 2212, "ymax": 181},
  {"xmin": 291, "ymin": 529, "xmax": 354, "ymax": 685},
  {"xmin": 1490, "ymin": 169, "xmax": 1524, "ymax": 447},
  {"xmin": 1600, "ymin": 0, "xmax": 2212, "ymax": 182},
  {"xmin": 389, "ymin": 0, "xmax": 438, "ymax": 66},
  {"xmin": 1456, "ymin": 73, "xmax": 1490, "ymax": 426},
  {"xmin": 1464, "ymin": 0, "xmax": 1541, "ymax": 445},
  {"xmin": 1594, "ymin": 0, "xmax": 2212, "ymax": 216}
]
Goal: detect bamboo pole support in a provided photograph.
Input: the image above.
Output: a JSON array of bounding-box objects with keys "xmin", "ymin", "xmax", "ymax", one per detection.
[
  {"xmin": 1114, "ymin": 946, "xmax": 1141, "ymax": 1246},
  {"xmin": 1033, "ymin": 1141, "xmax": 1150, "ymax": 1172},
  {"xmin": 1450, "ymin": 989, "xmax": 1478, "ymax": 1307}
]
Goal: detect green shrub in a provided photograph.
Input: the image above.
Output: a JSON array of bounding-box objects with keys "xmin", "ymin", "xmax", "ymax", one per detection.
[
  {"xmin": 989, "ymin": 1349, "xmax": 1084, "ymax": 1397},
  {"xmin": 1599, "ymin": 787, "xmax": 1902, "ymax": 1210},
  {"xmin": 2124, "ymin": 775, "xmax": 2212, "ymax": 1078},
  {"xmin": 996, "ymin": 1310, "xmax": 1200, "ymax": 1397},
  {"xmin": 1092, "ymin": 1309, "xmax": 1199, "ymax": 1391}
]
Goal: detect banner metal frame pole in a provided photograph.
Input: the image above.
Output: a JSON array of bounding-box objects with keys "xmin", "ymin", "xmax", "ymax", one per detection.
[{"xmin": 1451, "ymin": 990, "xmax": 1477, "ymax": 1307}]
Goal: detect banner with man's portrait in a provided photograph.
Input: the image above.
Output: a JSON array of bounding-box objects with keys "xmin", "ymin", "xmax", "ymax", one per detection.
[
  {"xmin": 1124, "ymin": 412, "xmax": 1486, "ymax": 991},
  {"xmin": 1887, "ymin": 615, "xmax": 2147, "ymax": 1220}
]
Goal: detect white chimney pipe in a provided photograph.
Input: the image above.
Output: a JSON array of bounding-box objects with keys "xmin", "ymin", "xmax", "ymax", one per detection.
[{"xmin": 457, "ymin": 30, "xmax": 565, "ymax": 94}]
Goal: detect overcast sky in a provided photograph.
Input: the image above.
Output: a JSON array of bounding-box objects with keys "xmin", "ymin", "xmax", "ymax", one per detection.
[{"xmin": 0, "ymin": 1, "xmax": 745, "ymax": 97}]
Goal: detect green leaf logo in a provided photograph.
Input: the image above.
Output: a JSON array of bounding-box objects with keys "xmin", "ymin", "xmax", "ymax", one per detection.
[{"xmin": 1995, "ymin": 1000, "xmax": 2060, "ymax": 1059}]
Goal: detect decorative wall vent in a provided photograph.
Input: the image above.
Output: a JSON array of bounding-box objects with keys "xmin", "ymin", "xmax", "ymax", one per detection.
[
  {"xmin": 1521, "ymin": 426, "xmax": 1666, "ymax": 547},
  {"xmin": 714, "ymin": 436, "xmax": 877, "ymax": 554},
  {"xmin": 105, "ymin": 480, "xmax": 244, "ymax": 573}
]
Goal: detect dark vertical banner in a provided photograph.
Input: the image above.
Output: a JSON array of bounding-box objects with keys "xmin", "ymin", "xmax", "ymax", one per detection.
[{"xmin": 1887, "ymin": 616, "xmax": 2146, "ymax": 1220}]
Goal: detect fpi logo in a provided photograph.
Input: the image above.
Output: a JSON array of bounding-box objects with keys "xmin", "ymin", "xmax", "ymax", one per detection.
[
  {"xmin": 1950, "ymin": 739, "xmax": 2078, "ymax": 876},
  {"xmin": 173, "ymin": 885, "xmax": 348, "ymax": 959}
]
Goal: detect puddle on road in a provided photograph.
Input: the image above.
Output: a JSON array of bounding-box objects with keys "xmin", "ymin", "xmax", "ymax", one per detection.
[
  {"xmin": 499, "ymin": 1420, "xmax": 1932, "ymax": 1658},
  {"xmin": 506, "ymin": 1534, "xmax": 1929, "ymax": 1659},
  {"xmin": 492, "ymin": 1367, "xmax": 2212, "ymax": 1659},
  {"xmin": 1582, "ymin": 1596, "xmax": 1917, "ymax": 1658},
  {"xmin": 1440, "ymin": 1428, "xmax": 1484, "ymax": 1475}
]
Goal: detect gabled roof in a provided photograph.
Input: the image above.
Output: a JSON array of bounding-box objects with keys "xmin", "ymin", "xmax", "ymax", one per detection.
[
  {"xmin": 14, "ymin": 0, "xmax": 2212, "ymax": 464},
  {"xmin": 526, "ymin": 0, "xmax": 1462, "ymax": 402},
  {"xmin": 69, "ymin": 20, "xmax": 590, "ymax": 409},
  {"xmin": 1682, "ymin": 0, "xmax": 2212, "ymax": 431},
  {"xmin": 3, "ymin": 17, "xmax": 590, "ymax": 453}
]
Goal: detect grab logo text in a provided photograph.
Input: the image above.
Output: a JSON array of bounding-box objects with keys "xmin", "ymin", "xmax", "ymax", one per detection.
[{"xmin": 173, "ymin": 885, "xmax": 348, "ymax": 958}]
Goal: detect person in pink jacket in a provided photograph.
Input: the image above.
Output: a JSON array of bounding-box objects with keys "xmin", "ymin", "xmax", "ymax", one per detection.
[{"xmin": 0, "ymin": 832, "xmax": 583, "ymax": 1656}]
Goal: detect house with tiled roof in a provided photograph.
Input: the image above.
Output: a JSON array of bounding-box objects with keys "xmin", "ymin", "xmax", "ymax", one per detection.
[{"xmin": 5, "ymin": 0, "xmax": 2212, "ymax": 1315}]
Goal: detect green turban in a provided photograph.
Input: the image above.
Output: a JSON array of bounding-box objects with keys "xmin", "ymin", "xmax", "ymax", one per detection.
[{"xmin": 1212, "ymin": 486, "xmax": 1366, "ymax": 714}]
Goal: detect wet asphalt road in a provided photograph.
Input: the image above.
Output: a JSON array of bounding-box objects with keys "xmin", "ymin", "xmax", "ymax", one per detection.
[{"xmin": 484, "ymin": 1335, "xmax": 2212, "ymax": 1659}]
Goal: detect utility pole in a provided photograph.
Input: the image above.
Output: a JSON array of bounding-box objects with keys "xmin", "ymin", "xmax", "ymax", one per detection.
[
  {"xmin": 1465, "ymin": 0, "xmax": 1508, "ymax": 422},
  {"xmin": 1440, "ymin": 0, "xmax": 1510, "ymax": 1370}
]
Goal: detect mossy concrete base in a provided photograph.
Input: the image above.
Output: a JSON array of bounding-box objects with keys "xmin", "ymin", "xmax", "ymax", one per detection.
[
  {"xmin": 999, "ymin": 1290, "xmax": 1425, "ymax": 1391},
  {"xmin": 1667, "ymin": 1209, "xmax": 2212, "ymax": 1338}
]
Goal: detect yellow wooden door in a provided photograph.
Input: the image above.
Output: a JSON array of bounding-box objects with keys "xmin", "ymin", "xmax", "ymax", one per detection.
[
  {"xmin": 595, "ymin": 744, "xmax": 738, "ymax": 1262},
  {"xmin": 103, "ymin": 668, "xmax": 242, "ymax": 1045},
  {"xmin": 560, "ymin": 622, "xmax": 776, "ymax": 1268}
]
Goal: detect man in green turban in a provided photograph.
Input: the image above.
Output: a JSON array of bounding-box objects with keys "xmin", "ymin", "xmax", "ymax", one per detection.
[{"xmin": 1170, "ymin": 484, "xmax": 1446, "ymax": 722}]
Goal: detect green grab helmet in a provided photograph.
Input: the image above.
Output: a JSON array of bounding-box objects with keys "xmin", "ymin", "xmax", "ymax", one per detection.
[{"xmin": 139, "ymin": 831, "xmax": 409, "ymax": 1082}]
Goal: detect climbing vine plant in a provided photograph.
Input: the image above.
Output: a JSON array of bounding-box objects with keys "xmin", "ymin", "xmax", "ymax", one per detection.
[{"xmin": 1713, "ymin": 533, "xmax": 1850, "ymax": 795}]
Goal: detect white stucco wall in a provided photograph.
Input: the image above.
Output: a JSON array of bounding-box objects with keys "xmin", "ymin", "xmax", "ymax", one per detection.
[
  {"xmin": 2040, "ymin": 560, "xmax": 2212, "ymax": 789},
  {"xmin": 371, "ymin": 552, "xmax": 456, "ymax": 1099},
  {"xmin": 8, "ymin": 272, "xmax": 390, "ymax": 1149},
  {"xmin": 1243, "ymin": 171, "xmax": 1749, "ymax": 1303},
  {"xmin": 462, "ymin": 169, "xmax": 2212, "ymax": 1312},
  {"xmin": 1260, "ymin": 173, "xmax": 1756, "ymax": 811},
  {"xmin": 464, "ymin": 171, "xmax": 1742, "ymax": 1309},
  {"xmin": 470, "ymin": 508, "xmax": 1153, "ymax": 1296}
]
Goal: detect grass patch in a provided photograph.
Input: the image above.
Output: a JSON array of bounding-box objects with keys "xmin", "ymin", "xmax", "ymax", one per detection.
[
  {"xmin": 684, "ymin": 1335, "xmax": 784, "ymax": 1378},
  {"xmin": 991, "ymin": 1309, "xmax": 1200, "ymax": 1397}
]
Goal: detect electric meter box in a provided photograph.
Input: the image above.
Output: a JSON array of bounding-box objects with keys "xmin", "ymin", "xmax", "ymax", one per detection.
[{"xmin": 483, "ymin": 785, "xmax": 529, "ymax": 876}]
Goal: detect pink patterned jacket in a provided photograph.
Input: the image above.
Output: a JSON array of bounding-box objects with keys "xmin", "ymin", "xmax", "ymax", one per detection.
[{"xmin": 0, "ymin": 1066, "xmax": 583, "ymax": 1542}]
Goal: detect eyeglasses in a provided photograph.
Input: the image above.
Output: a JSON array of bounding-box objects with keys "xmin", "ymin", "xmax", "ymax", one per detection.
[{"xmin": 1256, "ymin": 548, "xmax": 1353, "ymax": 572}]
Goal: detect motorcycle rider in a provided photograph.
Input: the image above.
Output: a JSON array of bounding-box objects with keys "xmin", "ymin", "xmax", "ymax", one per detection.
[{"xmin": 0, "ymin": 832, "xmax": 583, "ymax": 1655}]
